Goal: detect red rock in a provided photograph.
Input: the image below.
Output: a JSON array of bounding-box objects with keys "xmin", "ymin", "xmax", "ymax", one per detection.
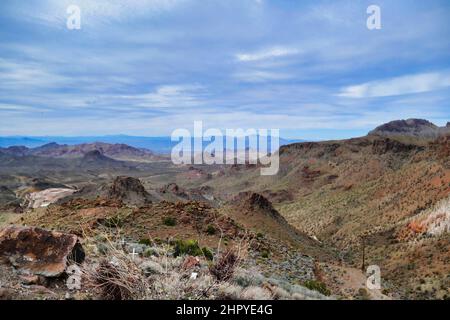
[
  {"xmin": 0, "ymin": 226, "xmax": 85, "ymax": 277},
  {"xmin": 182, "ymin": 256, "xmax": 200, "ymax": 270}
]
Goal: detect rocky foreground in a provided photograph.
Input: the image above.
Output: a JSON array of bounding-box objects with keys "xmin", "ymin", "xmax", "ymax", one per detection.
[{"xmin": 0, "ymin": 224, "xmax": 329, "ymax": 300}]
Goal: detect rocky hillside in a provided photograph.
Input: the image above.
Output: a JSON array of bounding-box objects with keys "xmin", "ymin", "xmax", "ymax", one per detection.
[{"xmin": 202, "ymin": 119, "xmax": 450, "ymax": 299}]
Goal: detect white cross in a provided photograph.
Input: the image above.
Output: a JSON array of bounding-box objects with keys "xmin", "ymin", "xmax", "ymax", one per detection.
[
  {"xmin": 120, "ymin": 238, "xmax": 126, "ymax": 246},
  {"xmin": 190, "ymin": 272, "xmax": 198, "ymax": 280},
  {"xmin": 130, "ymin": 248, "xmax": 139, "ymax": 260}
]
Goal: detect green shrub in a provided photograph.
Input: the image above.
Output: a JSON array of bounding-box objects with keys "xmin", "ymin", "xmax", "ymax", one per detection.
[
  {"xmin": 144, "ymin": 248, "xmax": 157, "ymax": 257},
  {"xmin": 138, "ymin": 238, "xmax": 152, "ymax": 246},
  {"xmin": 206, "ymin": 225, "xmax": 216, "ymax": 235},
  {"xmin": 173, "ymin": 239, "xmax": 203, "ymax": 257},
  {"xmin": 303, "ymin": 280, "xmax": 331, "ymax": 296},
  {"xmin": 202, "ymin": 247, "xmax": 214, "ymax": 261},
  {"xmin": 162, "ymin": 216, "xmax": 177, "ymax": 226},
  {"xmin": 261, "ymin": 250, "xmax": 270, "ymax": 259},
  {"xmin": 256, "ymin": 232, "xmax": 264, "ymax": 239}
]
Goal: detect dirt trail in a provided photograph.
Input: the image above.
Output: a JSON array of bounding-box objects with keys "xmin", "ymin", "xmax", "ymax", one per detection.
[{"xmin": 321, "ymin": 264, "xmax": 391, "ymax": 300}]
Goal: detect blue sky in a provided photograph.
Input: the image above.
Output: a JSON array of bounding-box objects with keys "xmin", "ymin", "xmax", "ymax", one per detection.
[{"xmin": 0, "ymin": 0, "xmax": 449, "ymax": 140}]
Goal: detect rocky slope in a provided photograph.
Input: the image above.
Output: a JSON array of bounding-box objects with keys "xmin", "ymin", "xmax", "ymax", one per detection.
[{"xmin": 202, "ymin": 119, "xmax": 450, "ymax": 299}]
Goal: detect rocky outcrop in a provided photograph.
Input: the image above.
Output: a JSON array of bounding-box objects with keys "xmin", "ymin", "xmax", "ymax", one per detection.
[
  {"xmin": 107, "ymin": 176, "xmax": 153, "ymax": 206},
  {"xmin": 0, "ymin": 226, "xmax": 85, "ymax": 277},
  {"xmin": 159, "ymin": 183, "xmax": 188, "ymax": 198}
]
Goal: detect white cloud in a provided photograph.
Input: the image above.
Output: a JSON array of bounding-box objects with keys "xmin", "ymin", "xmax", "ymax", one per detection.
[
  {"xmin": 338, "ymin": 72, "xmax": 450, "ymax": 98},
  {"xmin": 236, "ymin": 47, "xmax": 300, "ymax": 62},
  {"xmin": 0, "ymin": 59, "xmax": 69, "ymax": 89},
  {"xmin": 120, "ymin": 84, "xmax": 206, "ymax": 108},
  {"xmin": 233, "ymin": 70, "xmax": 291, "ymax": 82}
]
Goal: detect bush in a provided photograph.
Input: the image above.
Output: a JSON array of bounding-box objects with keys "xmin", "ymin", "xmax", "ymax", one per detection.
[
  {"xmin": 206, "ymin": 225, "xmax": 216, "ymax": 235},
  {"xmin": 162, "ymin": 217, "xmax": 177, "ymax": 226},
  {"xmin": 261, "ymin": 250, "xmax": 270, "ymax": 259},
  {"xmin": 210, "ymin": 249, "xmax": 239, "ymax": 281},
  {"xmin": 202, "ymin": 247, "xmax": 214, "ymax": 261},
  {"xmin": 138, "ymin": 238, "xmax": 152, "ymax": 246},
  {"xmin": 233, "ymin": 267, "xmax": 264, "ymax": 287},
  {"xmin": 303, "ymin": 280, "xmax": 331, "ymax": 296},
  {"xmin": 173, "ymin": 239, "xmax": 203, "ymax": 257},
  {"xmin": 100, "ymin": 216, "xmax": 124, "ymax": 228}
]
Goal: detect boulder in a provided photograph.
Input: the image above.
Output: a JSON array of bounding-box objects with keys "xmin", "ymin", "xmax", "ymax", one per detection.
[{"xmin": 0, "ymin": 226, "xmax": 85, "ymax": 277}]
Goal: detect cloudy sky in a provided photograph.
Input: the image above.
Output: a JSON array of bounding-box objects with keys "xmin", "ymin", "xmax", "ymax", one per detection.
[{"xmin": 0, "ymin": 0, "xmax": 449, "ymax": 139}]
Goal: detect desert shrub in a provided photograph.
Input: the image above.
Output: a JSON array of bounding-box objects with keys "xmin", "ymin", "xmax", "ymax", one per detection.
[
  {"xmin": 143, "ymin": 248, "xmax": 158, "ymax": 257},
  {"xmin": 86, "ymin": 258, "xmax": 147, "ymax": 300},
  {"xmin": 202, "ymin": 247, "xmax": 214, "ymax": 261},
  {"xmin": 96, "ymin": 242, "xmax": 109, "ymax": 255},
  {"xmin": 140, "ymin": 260, "xmax": 164, "ymax": 276},
  {"xmin": 173, "ymin": 239, "xmax": 203, "ymax": 257},
  {"xmin": 240, "ymin": 286, "xmax": 273, "ymax": 300},
  {"xmin": 217, "ymin": 283, "xmax": 243, "ymax": 300},
  {"xmin": 303, "ymin": 280, "xmax": 331, "ymax": 296},
  {"xmin": 261, "ymin": 249, "xmax": 270, "ymax": 259},
  {"xmin": 100, "ymin": 216, "xmax": 124, "ymax": 228},
  {"xmin": 210, "ymin": 249, "xmax": 239, "ymax": 281},
  {"xmin": 138, "ymin": 238, "xmax": 152, "ymax": 246},
  {"xmin": 256, "ymin": 232, "xmax": 264, "ymax": 239},
  {"xmin": 206, "ymin": 225, "xmax": 216, "ymax": 235},
  {"xmin": 233, "ymin": 267, "xmax": 264, "ymax": 287},
  {"xmin": 162, "ymin": 217, "xmax": 177, "ymax": 226}
]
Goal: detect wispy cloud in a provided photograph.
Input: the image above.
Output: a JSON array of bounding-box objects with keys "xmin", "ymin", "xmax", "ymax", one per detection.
[
  {"xmin": 120, "ymin": 85, "xmax": 207, "ymax": 108},
  {"xmin": 233, "ymin": 70, "xmax": 292, "ymax": 82},
  {"xmin": 338, "ymin": 72, "xmax": 450, "ymax": 98},
  {"xmin": 236, "ymin": 47, "xmax": 300, "ymax": 62},
  {"xmin": 0, "ymin": 0, "xmax": 449, "ymax": 138}
]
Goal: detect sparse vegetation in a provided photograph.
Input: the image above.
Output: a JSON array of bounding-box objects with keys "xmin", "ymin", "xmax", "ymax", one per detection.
[
  {"xmin": 173, "ymin": 239, "xmax": 203, "ymax": 257},
  {"xmin": 162, "ymin": 216, "xmax": 176, "ymax": 226},
  {"xmin": 303, "ymin": 280, "xmax": 331, "ymax": 296},
  {"xmin": 206, "ymin": 225, "xmax": 216, "ymax": 235}
]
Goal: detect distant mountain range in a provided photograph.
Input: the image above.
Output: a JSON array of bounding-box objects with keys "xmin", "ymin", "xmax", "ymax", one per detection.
[
  {"xmin": 1, "ymin": 119, "xmax": 448, "ymax": 154},
  {"xmin": 0, "ymin": 135, "xmax": 305, "ymax": 154},
  {"xmin": 369, "ymin": 119, "xmax": 450, "ymax": 139}
]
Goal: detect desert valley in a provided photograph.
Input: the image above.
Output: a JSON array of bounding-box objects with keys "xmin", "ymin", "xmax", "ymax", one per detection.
[{"xmin": 0, "ymin": 118, "xmax": 449, "ymax": 300}]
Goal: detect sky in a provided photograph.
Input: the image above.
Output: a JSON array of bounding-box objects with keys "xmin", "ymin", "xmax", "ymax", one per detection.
[{"xmin": 0, "ymin": 0, "xmax": 449, "ymax": 140}]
